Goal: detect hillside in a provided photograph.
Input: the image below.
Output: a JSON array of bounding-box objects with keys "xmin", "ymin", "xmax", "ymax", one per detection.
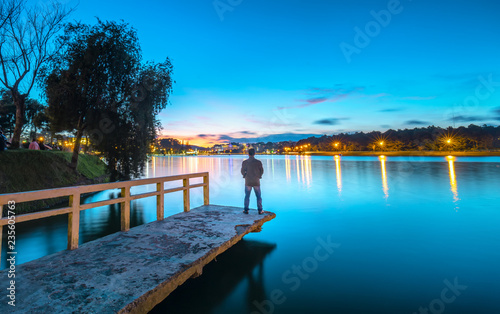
[{"xmin": 0, "ymin": 150, "xmax": 109, "ymax": 213}]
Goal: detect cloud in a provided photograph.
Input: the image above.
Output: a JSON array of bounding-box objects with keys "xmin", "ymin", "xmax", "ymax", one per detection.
[
  {"xmin": 187, "ymin": 131, "xmax": 323, "ymax": 145},
  {"xmin": 448, "ymin": 115, "xmax": 488, "ymax": 122},
  {"xmin": 305, "ymin": 97, "xmax": 328, "ymax": 104},
  {"xmin": 492, "ymin": 106, "xmax": 500, "ymax": 116},
  {"xmin": 244, "ymin": 116, "xmax": 297, "ymax": 128},
  {"xmin": 378, "ymin": 108, "xmax": 403, "ymax": 112},
  {"xmin": 405, "ymin": 120, "xmax": 430, "ymax": 125},
  {"xmin": 230, "ymin": 132, "xmax": 321, "ymax": 143},
  {"xmin": 313, "ymin": 118, "xmax": 350, "ymax": 125},
  {"xmin": 401, "ymin": 96, "xmax": 436, "ymax": 100},
  {"xmin": 372, "ymin": 93, "xmax": 391, "ymax": 98},
  {"xmin": 277, "ymin": 85, "xmax": 364, "ymax": 110}
]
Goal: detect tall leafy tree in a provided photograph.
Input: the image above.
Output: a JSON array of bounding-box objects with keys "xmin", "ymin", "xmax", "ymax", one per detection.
[{"xmin": 43, "ymin": 20, "xmax": 173, "ymax": 180}]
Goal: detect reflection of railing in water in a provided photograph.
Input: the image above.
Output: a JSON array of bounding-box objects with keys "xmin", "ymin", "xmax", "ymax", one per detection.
[{"xmin": 0, "ymin": 172, "xmax": 210, "ymax": 261}]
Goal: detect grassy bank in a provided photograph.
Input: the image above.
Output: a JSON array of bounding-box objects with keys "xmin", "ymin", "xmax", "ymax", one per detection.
[{"xmin": 0, "ymin": 150, "xmax": 109, "ymax": 214}]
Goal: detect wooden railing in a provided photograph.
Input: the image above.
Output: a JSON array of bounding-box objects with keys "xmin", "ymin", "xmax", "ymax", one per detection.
[{"xmin": 0, "ymin": 172, "xmax": 209, "ymax": 262}]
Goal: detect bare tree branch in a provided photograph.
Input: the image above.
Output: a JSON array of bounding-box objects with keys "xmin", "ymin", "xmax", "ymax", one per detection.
[
  {"xmin": 0, "ymin": 0, "xmax": 73, "ymax": 148},
  {"xmin": 0, "ymin": 0, "xmax": 22, "ymax": 31}
]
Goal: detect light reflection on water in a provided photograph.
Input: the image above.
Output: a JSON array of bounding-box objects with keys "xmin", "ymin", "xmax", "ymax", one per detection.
[
  {"xmin": 2, "ymin": 155, "xmax": 500, "ymax": 313},
  {"xmin": 379, "ymin": 155, "xmax": 389, "ymax": 199},
  {"xmin": 447, "ymin": 156, "xmax": 460, "ymax": 206},
  {"xmin": 334, "ymin": 155, "xmax": 342, "ymax": 194}
]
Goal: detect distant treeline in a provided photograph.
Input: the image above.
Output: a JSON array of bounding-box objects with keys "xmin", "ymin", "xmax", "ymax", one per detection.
[
  {"xmin": 292, "ymin": 125, "xmax": 500, "ymax": 152},
  {"xmin": 157, "ymin": 138, "xmax": 192, "ymax": 153}
]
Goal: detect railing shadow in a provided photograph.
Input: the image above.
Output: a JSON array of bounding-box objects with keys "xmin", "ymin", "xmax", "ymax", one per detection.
[{"xmin": 151, "ymin": 239, "xmax": 277, "ymax": 314}]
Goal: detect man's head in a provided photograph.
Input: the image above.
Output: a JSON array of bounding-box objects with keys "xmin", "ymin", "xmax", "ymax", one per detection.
[
  {"xmin": 248, "ymin": 148, "xmax": 255, "ymax": 156},
  {"xmin": 32, "ymin": 138, "xmax": 37, "ymax": 142}
]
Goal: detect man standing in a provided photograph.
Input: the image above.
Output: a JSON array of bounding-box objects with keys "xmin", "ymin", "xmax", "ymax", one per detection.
[{"xmin": 241, "ymin": 148, "xmax": 264, "ymax": 214}]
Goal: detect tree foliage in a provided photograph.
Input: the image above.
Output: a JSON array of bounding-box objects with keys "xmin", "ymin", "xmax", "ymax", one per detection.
[
  {"xmin": 0, "ymin": 88, "xmax": 47, "ymax": 136},
  {"xmin": 42, "ymin": 20, "xmax": 173, "ymax": 180},
  {"xmin": 290, "ymin": 125, "xmax": 500, "ymax": 152}
]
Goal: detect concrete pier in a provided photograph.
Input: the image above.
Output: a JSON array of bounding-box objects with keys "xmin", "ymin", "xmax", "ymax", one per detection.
[{"xmin": 0, "ymin": 205, "xmax": 276, "ymax": 313}]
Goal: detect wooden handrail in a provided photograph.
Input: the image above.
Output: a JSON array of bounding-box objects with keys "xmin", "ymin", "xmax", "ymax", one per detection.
[{"xmin": 0, "ymin": 172, "xmax": 210, "ymax": 261}]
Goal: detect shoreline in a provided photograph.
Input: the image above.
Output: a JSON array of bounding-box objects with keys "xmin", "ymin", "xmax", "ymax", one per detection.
[
  {"xmin": 152, "ymin": 151, "xmax": 500, "ymax": 157},
  {"xmin": 304, "ymin": 151, "xmax": 500, "ymax": 157}
]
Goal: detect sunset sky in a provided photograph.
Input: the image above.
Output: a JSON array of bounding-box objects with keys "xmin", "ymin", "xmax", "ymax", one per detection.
[{"xmin": 40, "ymin": 0, "xmax": 500, "ymax": 146}]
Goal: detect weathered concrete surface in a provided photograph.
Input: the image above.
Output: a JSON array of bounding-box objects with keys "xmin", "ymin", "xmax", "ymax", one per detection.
[{"xmin": 0, "ymin": 205, "xmax": 276, "ymax": 314}]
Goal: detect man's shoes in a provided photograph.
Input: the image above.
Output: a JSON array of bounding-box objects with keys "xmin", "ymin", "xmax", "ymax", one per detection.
[
  {"xmin": 243, "ymin": 209, "xmax": 249, "ymax": 214},
  {"xmin": 258, "ymin": 209, "xmax": 264, "ymax": 215}
]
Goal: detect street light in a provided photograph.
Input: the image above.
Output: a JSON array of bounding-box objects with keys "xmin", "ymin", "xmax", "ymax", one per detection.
[{"xmin": 446, "ymin": 138, "xmax": 452, "ymax": 153}]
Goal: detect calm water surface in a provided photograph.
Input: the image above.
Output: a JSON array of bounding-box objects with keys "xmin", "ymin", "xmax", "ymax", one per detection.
[{"xmin": 2, "ymin": 155, "xmax": 500, "ymax": 313}]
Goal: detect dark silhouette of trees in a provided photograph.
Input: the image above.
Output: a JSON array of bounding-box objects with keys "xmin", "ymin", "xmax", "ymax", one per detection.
[
  {"xmin": 42, "ymin": 20, "xmax": 173, "ymax": 180},
  {"xmin": 0, "ymin": 0, "xmax": 72, "ymax": 148},
  {"xmin": 0, "ymin": 88, "xmax": 47, "ymax": 137},
  {"xmin": 288, "ymin": 125, "xmax": 500, "ymax": 152}
]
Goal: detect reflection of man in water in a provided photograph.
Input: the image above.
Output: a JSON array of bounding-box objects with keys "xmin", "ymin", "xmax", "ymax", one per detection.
[
  {"xmin": 241, "ymin": 148, "xmax": 264, "ymax": 214},
  {"xmin": 247, "ymin": 261, "xmax": 266, "ymax": 313}
]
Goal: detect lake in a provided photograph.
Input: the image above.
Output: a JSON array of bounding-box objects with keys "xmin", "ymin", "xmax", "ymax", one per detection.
[{"xmin": 3, "ymin": 155, "xmax": 500, "ymax": 313}]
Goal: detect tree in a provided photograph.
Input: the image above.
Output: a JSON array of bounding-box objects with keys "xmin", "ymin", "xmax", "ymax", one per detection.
[
  {"xmin": 0, "ymin": 0, "xmax": 71, "ymax": 148},
  {"xmin": 25, "ymin": 98, "xmax": 46, "ymax": 135},
  {"xmin": 43, "ymin": 20, "xmax": 173, "ymax": 180},
  {"xmin": 0, "ymin": 88, "xmax": 46, "ymax": 137},
  {"xmin": 0, "ymin": 1, "xmax": 21, "ymax": 30},
  {"xmin": 0, "ymin": 88, "xmax": 15, "ymax": 135}
]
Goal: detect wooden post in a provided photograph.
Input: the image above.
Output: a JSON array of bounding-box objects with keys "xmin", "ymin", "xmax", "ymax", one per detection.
[
  {"xmin": 203, "ymin": 173, "xmax": 209, "ymax": 205},
  {"xmin": 121, "ymin": 186, "xmax": 130, "ymax": 231},
  {"xmin": 183, "ymin": 178, "xmax": 190, "ymax": 212},
  {"xmin": 0, "ymin": 204, "xmax": 3, "ymax": 262},
  {"xmin": 68, "ymin": 193, "xmax": 80, "ymax": 250},
  {"xmin": 156, "ymin": 181, "xmax": 164, "ymax": 220}
]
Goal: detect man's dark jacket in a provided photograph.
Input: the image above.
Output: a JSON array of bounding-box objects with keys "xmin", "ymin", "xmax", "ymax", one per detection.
[{"xmin": 241, "ymin": 156, "xmax": 264, "ymax": 186}]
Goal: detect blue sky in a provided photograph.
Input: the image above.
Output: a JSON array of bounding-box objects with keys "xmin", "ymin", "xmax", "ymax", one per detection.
[{"xmin": 38, "ymin": 0, "xmax": 500, "ymax": 146}]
